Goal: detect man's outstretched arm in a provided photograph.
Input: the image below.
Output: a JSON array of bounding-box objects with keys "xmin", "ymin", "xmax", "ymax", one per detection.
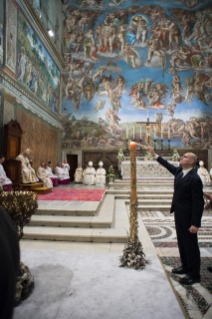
[{"xmin": 147, "ymin": 146, "xmax": 178, "ymax": 176}]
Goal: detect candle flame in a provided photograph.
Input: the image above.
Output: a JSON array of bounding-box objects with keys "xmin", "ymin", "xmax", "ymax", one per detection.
[{"xmin": 130, "ymin": 141, "xmax": 137, "ymax": 147}]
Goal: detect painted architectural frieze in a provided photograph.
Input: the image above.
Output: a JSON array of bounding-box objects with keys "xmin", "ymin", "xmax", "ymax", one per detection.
[
  {"xmin": 60, "ymin": 0, "xmax": 212, "ymax": 150},
  {"xmin": 5, "ymin": 0, "xmax": 17, "ymax": 75}
]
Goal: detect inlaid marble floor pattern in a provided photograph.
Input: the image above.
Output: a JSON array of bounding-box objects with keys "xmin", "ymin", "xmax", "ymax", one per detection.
[{"xmin": 140, "ymin": 209, "xmax": 212, "ymax": 319}]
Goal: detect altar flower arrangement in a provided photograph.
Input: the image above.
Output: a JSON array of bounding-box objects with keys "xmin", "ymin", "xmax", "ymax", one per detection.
[
  {"xmin": 0, "ymin": 188, "xmax": 37, "ymax": 306},
  {"xmin": 144, "ymin": 150, "xmax": 153, "ymax": 161},
  {"xmin": 172, "ymin": 148, "xmax": 180, "ymax": 161},
  {"xmin": 107, "ymin": 165, "xmax": 116, "ymax": 182}
]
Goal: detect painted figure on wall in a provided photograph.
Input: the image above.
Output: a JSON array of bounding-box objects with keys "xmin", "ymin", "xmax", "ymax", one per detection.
[
  {"xmin": 61, "ymin": 0, "xmax": 212, "ymax": 151},
  {"xmin": 17, "ymin": 11, "xmax": 60, "ymax": 114}
]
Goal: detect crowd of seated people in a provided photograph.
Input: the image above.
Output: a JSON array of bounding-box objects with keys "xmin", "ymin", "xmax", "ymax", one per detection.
[{"xmin": 0, "ymin": 148, "xmax": 70, "ymax": 191}]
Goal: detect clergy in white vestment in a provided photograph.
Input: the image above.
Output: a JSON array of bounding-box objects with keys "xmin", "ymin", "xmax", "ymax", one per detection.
[
  {"xmin": 63, "ymin": 160, "xmax": 70, "ymax": 178},
  {"xmin": 197, "ymin": 161, "xmax": 211, "ymax": 185},
  {"xmin": 46, "ymin": 161, "xmax": 59, "ymax": 187},
  {"xmin": 74, "ymin": 164, "xmax": 83, "ymax": 183},
  {"xmin": 37, "ymin": 162, "xmax": 53, "ymax": 188},
  {"xmin": 16, "ymin": 148, "xmax": 37, "ymax": 183},
  {"xmin": 0, "ymin": 156, "xmax": 12, "ymax": 191},
  {"xmin": 62, "ymin": 164, "xmax": 70, "ymax": 183},
  {"xmin": 96, "ymin": 161, "xmax": 106, "ymax": 186},
  {"xmin": 84, "ymin": 161, "xmax": 96, "ymax": 185},
  {"xmin": 55, "ymin": 163, "xmax": 68, "ymax": 184},
  {"xmin": 29, "ymin": 158, "xmax": 39, "ymax": 182}
]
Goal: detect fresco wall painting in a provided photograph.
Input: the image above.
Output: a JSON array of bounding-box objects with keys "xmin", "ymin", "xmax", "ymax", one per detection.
[
  {"xmin": 0, "ymin": 0, "xmax": 4, "ymax": 67},
  {"xmin": 61, "ymin": 0, "xmax": 212, "ymax": 151},
  {"xmin": 17, "ymin": 10, "xmax": 61, "ymax": 114},
  {"xmin": 5, "ymin": 0, "xmax": 17, "ymax": 76}
]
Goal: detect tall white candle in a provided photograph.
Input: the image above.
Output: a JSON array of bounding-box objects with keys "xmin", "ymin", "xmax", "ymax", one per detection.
[
  {"xmin": 168, "ymin": 128, "xmax": 170, "ymax": 139},
  {"xmin": 133, "ymin": 126, "xmax": 135, "ymax": 139},
  {"xmin": 161, "ymin": 126, "xmax": 163, "ymax": 139},
  {"xmin": 126, "ymin": 127, "xmax": 128, "ymax": 139},
  {"xmin": 140, "ymin": 126, "xmax": 141, "ymax": 140},
  {"xmin": 154, "ymin": 126, "xmax": 156, "ymax": 138}
]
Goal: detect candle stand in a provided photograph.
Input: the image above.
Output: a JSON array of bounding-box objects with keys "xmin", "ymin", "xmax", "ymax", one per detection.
[
  {"xmin": 168, "ymin": 139, "xmax": 170, "ymax": 150},
  {"xmin": 161, "ymin": 139, "xmax": 163, "ymax": 150},
  {"xmin": 126, "ymin": 139, "xmax": 129, "ymax": 151},
  {"xmin": 120, "ymin": 142, "xmax": 149, "ymax": 270},
  {"xmin": 154, "ymin": 139, "xmax": 156, "ymax": 150}
]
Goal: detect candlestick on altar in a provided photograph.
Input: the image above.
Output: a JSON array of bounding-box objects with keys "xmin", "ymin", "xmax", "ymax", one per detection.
[
  {"xmin": 161, "ymin": 139, "xmax": 163, "ymax": 150},
  {"xmin": 120, "ymin": 142, "xmax": 150, "ymax": 270},
  {"xmin": 126, "ymin": 127, "xmax": 128, "ymax": 139},
  {"xmin": 133, "ymin": 127, "xmax": 135, "ymax": 140},
  {"xmin": 168, "ymin": 139, "xmax": 170, "ymax": 150},
  {"xmin": 140, "ymin": 126, "xmax": 142, "ymax": 140},
  {"xmin": 168, "ymin": 128, "xmax": 170, "ymax": 140},
  {"xmin": 161, "ymin": 126, "xmax": 163, "ymax": 139}
]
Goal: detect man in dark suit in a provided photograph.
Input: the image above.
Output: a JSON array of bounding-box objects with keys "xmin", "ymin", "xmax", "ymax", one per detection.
[
  {"xmin": 0, "ymin": 207, "xmax": 20, "ymax": 319},
  {"xmin": 147, "ymin": 146, "xmax": 204, "ymax": 285}
]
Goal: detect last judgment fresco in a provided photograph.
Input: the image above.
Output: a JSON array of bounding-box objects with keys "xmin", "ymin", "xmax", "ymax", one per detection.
[{"xmin": 61, "ymin": 0, "xmax": 212, "ymax": 150}]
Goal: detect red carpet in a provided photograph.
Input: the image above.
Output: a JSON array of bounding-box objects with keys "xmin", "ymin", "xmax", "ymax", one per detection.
[{"xmin": 37, "ymin": 189, "xmax": 105, "ymax": 201}]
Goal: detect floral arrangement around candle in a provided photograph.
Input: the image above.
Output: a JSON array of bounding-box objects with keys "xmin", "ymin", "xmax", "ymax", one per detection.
[
  {"xmin": 172, "ymin": 148, "xmax": 180, "ymax": 161},
  {"xmin": 117, "ymin": 149, "xmax": 125, "ymax": 161},
  {"xmin": 107, "ymin": 165, "xmax": 116, "ymax": 181}
]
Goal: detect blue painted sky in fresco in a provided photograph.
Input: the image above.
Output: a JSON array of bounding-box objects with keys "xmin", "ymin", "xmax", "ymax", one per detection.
[{"xmin": 63, "ymin": 0, "xmax": 212, "ymax": 126}]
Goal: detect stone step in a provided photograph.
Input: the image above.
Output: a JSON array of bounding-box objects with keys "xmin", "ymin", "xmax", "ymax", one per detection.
[
  {"xmin": 138, "ymin": 205, "xmax": 171, "ymax": 211},
  {"xmin": 115, "ymin": 194, "xmax": 173, "ymax": 200},
  {"xmin": 36, "ymin": 207, "xmax": 97, "ymax": 216},
  {"xmin": 23, "ymin": 226, "xmax": 128, "ymax": 243},
  {"xmin": 107, "ymin": 190, "xmax": 174, "ymax": 195},
  {"xmin": 29, "ymin": 214, "xmax": 112, "ymax": 228},
  {"xmin": 138, "ymin": 200, "xmax": 172, "ymax": 205}
]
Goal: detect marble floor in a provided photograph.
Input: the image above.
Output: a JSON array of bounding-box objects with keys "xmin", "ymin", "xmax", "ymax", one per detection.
[{"xmin": 19, "ymin": 181, "xmax": 212, "ymax": 319}]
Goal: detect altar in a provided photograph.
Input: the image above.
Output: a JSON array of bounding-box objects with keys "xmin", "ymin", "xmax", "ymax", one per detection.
[{"xmin": 121, "ymin": 160, "xmax": 179, "ymax": 180}]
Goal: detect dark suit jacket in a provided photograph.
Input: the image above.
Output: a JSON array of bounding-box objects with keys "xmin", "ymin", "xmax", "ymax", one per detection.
[
  {"xmin": 157, "ymin": 156, "xmax": 204, "ymax": 227},
  {"xmin": 0, "ymin": 207, "xmax": 20, "ymax": 319}
]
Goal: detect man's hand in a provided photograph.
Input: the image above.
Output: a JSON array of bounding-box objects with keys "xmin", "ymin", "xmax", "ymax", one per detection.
[
  {"xmin": 189, "ymin": 226, "xmax": 199, "ymax": 234},
  {"xmin": 204, "ymin": 193, "xmax": 212, "ymax": 201},
  {"xmin": 146, "ymin": 146, "xmax": 156, "ymax": 157},
  {"xmin": 204, "ymin": 202, "xmax": 212, "ymax": 210}
]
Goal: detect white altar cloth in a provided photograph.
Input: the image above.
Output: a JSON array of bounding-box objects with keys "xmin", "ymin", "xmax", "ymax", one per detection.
[{"xmin": 121, "ymin": 160, "xmax": 179, "ymax": 180}]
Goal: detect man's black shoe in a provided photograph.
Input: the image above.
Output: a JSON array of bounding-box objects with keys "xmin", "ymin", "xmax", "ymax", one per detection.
[
  {"xmin": 207, "ymin": 267, "xmax": 212, "ymax": 273},
  {"xmin": 179, "ymin": 275, "xmax": 200, "ymax": 285},
  {"xmin": 172, "ymin": 266, "xmax": 188, "ymax": 275}
]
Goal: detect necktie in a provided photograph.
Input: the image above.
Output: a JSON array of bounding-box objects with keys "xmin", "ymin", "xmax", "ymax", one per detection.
[{"xmin": 179, "ymin": 171, "xmax": 184, "ymax": 181}]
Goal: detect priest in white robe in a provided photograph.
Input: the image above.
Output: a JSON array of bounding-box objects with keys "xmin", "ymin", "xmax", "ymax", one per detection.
[
  {"xmin": 55, "ymin": 163, "xmax": 69, "ymax": 184},
  {"xmin": 84, "ymin": 161, "xmax": 96, "ymax": 185},
  {"xmin": 63, "ymin": 160, "xmax": 70, "ymax": 178},
  {"xmin": 74, "ymin": 164, "xmax": 83, "ymax": 183},
  {"xmin": 0, "ymin": 156, "xmax": 12, "ymax": 191},
  {"xmin": 197, "ymin": 161, "xmax": 211, "ymax": 185},
  {"xmin": 16, "ymin": 148, "xmax": 37, "ymax": 184},
  {"xmin": 96, "ymin": 161, "xmax": 106, "ymax": 186},
  {"xmin": 37, "ymin": 162, "xmax": 53, "ymax": 188},
  {"xmin": 62, "ymin": 164, "xmax": 70, "ymax": 183},
  {"xmin": 46, "ymin": 161, "xmax": 59, "ymax": 187}
]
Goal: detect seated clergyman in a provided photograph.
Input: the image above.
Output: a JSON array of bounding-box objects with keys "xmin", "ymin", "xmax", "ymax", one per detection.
[
  {"xmin": 16, "ymin": 148, "xmax": 37, "ymax": 184},
  {"xmin": 55, "ymin": 163, "xmax": 69, "ymax": 184},
  {"xmin": 74, "ymin": 164, "xmax": 83, "ymax": 184},
  {"xmin": 84, "ymin": 161, "xmax": 96, "ymax": 185},
  {"xmin": 0, "ymin": 155, "xmax": 12, "ymax": 191},
  {"xmin": 45, "ymin": 161, "xmax": 59, "ymax": 187},
  {"xmin": 37, "ymin": 162, "xmax": 53, "ymax": 188},
  {"xmin": 96, "ymin": 161, "xmax": 106, "ymax": 186}
]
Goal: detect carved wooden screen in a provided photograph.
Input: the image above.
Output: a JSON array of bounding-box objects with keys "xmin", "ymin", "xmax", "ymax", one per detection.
[{"xmin": 17, "ymin": 108, "xmax": 58, "ymax": 171}]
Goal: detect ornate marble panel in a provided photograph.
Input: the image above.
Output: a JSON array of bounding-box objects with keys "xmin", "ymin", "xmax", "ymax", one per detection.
[{"xmin": 121, "ymin": 160, "xmax": 179, "ymax": 179}]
